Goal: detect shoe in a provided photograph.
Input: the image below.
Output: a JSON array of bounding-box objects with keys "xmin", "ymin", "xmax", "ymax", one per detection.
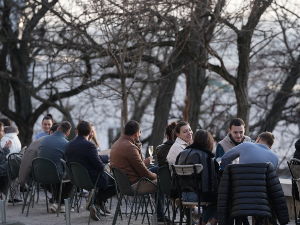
[
  {"xmin": 50, "ymin": 203, "xmax": 58, "ymax": 213},
  {"xmin": 99, "ymin": 201, "xmax": 111, "ymax": 216},
  {"xmin": 60, "ymin": 204, "xmax": 65, "ymax": 213},
  {"xmin": 71, "ymin": 207, "xmax": 75, "ymax": 212},
  {"xmin": 80, "ymin": 189, "xmax": 89, "ymax": 197},
  {"xmin": 8, "ymin": 199, "xmax": 23, "ymax": 203},
  {"xmin": 91, "ymin": 205, "xmax": 100, "ymax": 221},
  {"xmin": 86, "ymin": 190, "xmax": 94, "ymax": 211}
]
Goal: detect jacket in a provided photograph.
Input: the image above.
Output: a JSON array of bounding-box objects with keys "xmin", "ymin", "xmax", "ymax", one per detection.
[
  {"xmin": 110, "ymin": 134, "xmax": 156, "ymax": 185},
  {"xmin": 0, "ymin": 145, "xmax": 10, "ymax": 173},
  {"xmin": 167, "ymin": 137, "xmax": 190, "ymax": 165},
  {"xmin": 0, "ymin": 126, "xmax": 21, "ymax": 157},
  {"xmin": 18, "ymin": 137, "xmax": 44, "ymax": 185},
  {"xmin": 66, "ymin": 135, "xmax": 109, "ymax": 189},
  {"xmin": 218, "ymin": 163, "xmax": 289, "ymax": 225},
  {"xmin": 156, "ymin": 140, "xmax": 174, "ymax": 167},
  {"xmin": 175, "ymin": 143, "xmax": 219, "ymax": 203}
]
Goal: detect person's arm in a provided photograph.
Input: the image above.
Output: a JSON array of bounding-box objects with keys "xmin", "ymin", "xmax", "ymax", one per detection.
[
  {"xmin": 88, "ymin": 144, "xmax": 106, "ymax": 172},
  {"xmin": 221, "ymin": 144, "xmax": 243, "ymax": 168},
  {"xmin": 99, "ymin": 155, "xmax": 109, "ymax": 163},
  {"xmin": 126, "ymin": 146, "xmax": 156, "ymax": 180}
]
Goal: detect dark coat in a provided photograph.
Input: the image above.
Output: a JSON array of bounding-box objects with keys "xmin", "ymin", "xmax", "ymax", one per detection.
[
  {"xmin": 155, "ymin": 140, "xmax": 174, "ymax": 167},
  {"xmin": 218, "ymin": 163, "xmax": 289, "ymax": 225},
  {"xmin": 65, "ymin": 136, "xmax": 109, "ymax": 189},
  {"xmin": 175, "ymin": 143, "xmax": 219, "ymax": 203},
  {"xmin": 293, "ymin": 139, "xmax": 300, "ymax": 159}
]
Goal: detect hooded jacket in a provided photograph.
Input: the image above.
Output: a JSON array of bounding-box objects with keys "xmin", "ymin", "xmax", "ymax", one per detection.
[
  {"xmin": 175, "ymin": 143, "xmax": 219, "ymax": 203},
  {"xmin": 218, "ymin": 163, "xmax": 289, "ymax": 225},
  {"xmin": 0, "ymin": 126, "xmax": 21, "ymax": 157}
]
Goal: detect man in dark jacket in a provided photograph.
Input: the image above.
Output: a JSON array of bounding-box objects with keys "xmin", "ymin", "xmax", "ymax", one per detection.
[
  {"xmin": 218, "ymin": 163, "xmax": 289, "ymax": 225},
  {"xmin": 65, "ymin": 121, "xmax": 114, "ymax": 221}
]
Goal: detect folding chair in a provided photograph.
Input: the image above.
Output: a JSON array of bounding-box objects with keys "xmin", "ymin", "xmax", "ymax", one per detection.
[
  {"xmin": 172, "ymin": 164, "xmax": 211, "ymax": 225},
  {"xmin": 69, "ymin": 162, "xmax": 114, "ymax": 225},
  {"xmin": 288, "ymin": 159, "xmax": 300, "ymax": 224},
  {"xmin": 111, "ymin": 166, "xmax": 158, "ymax": 225}
]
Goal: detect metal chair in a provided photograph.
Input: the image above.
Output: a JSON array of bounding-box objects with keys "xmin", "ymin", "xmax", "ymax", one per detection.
[
  {"xmin": 26, "ymin": 157, "xmax": 66, "ymax": 217},
  {"xmin": 172, "ymin": 164, "xmax": 209, "ymax": 225},
  {"xmin": 288, "ymin": 158, "xmax": 300, "ymax": 224},
  {"xmin": 0, "ymin": 165, "xmax": 10, "ymax": 202},
  {"xmin": 111, "ymin": 166, "xmax": 158, "ymax": 225},
  {"xmin": 69, "ymin": 162, "xmax": 114, "ymax": 225}
]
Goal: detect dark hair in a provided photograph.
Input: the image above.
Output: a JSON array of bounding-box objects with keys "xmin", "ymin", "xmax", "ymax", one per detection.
[
  {"xmin": 124, "ymin": 120, "xmax": 140, "ymax": 136},
  {"xmin": 76, "ymin": 121, "xmax": 92, "ymax": 136},
  {"xmin": 229, "ymin": 118, "xmax": 245, "ymax": 129},
  {"xmin": 49, "ymin": 123, "xmax": 59, "ymax": 134},
  {"xmin": 258, "ymin": 132, "xmax": 275, "ymax": 147},
  {"xmin": 59, "ymin": 121, "xmax": 72, "ymax": 134},
  {"xmin": 0, "ymin": 117, "xmax": 11, "ymax": 126},
  {"xmin": 193, "ymin": 129, "xmax": 214, "ymax": 151},
  {"xmin": 165, "ymin": 121, "xmax": 177, "ymax": 140},
  {"xmin": 0, "ymin": 121, "xmax": 4, "ymax": 129},
  {"xmin": 175, "ymin": 121, "xmax": 189, "ymax": 135},
  {"xmin": 42, "ymin": 114, "xmax": 54, "ymax": 124}
]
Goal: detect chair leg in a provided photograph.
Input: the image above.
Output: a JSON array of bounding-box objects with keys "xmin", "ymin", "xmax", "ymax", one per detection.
[
  {"xmin": 112, "ymin": 193, "xmax": 122, "ymax": 225},
  {"xmin": 44, "ymin": 186, "xmax": 49, "ymax": 213},
  {"xmin": 57, "ymin": 181, "xmax": 63, "ymax": 217},
  {"xmin": 22, "ymin": 179, "xmax": 33, "ymax": 213},
  {"xmin": 128, "ymin": 193, "xmax": 138, "ymax": 225},
  {"xmin": 26, "ymin": 182, "xmax": 36, "ymax": 217},
  {"xmin": 88, "ymin": 187, "xmax": 98, "ymax": 225}
]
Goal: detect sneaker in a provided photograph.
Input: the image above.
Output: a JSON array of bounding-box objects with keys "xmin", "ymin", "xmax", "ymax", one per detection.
[
  {"xmin": 71, "ymin": 207, "xmax": 75, "ymax": 212},
  {"xmin": 86, "ymin": 190, "xmax": 94, "ymax": 211},
  {"xmin": 91, "ymin": 205, "xmax": 100, "ymax": 221},
  {"xmin": 60, "ymin": 204, "xmax": 65, "ymax": 213},
  {"xmin": 8, "ymin": 199, "xmax": 23, "ymax": 203},
  {"xmin": 99, "ymin": 201, "xmax": 111, "ymax": 216},
  {"xmin": 50, "ymin": 203, "xmax": 58, "ymax": 213}
]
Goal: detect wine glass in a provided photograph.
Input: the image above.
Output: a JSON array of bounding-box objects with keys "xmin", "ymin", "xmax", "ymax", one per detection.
[{"xmin": 148, "ymin": 146, "xmax": 154, "ymax": 164}]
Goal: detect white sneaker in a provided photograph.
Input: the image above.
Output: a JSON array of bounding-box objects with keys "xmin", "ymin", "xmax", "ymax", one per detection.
[
  {"xmin": 50, "ymin": 203, "xmax": 58, "ymax": 213},
  {"xmin": 60, "ymin": 204, "xmax": 65, "ymax": 213}
]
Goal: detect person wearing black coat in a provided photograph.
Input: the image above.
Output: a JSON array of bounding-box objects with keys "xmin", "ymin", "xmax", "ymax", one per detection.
[
  {"xmin": 65, "ymin": 121, "xmax": 114, "ymax": 221},
  {"xmin": 293, "ymin": 139, "xmax": 300, "ymax": 159},
  {"xmin": 176, "ymin": 130, "xmax": 219, "ymax": 225},
  {"xmin": 218, "ymin": 163, "xmax": 289, "ymax": 225},
  {"xmin": 155, "ymin": 121, "xmax": 177, "ymax": 167}
]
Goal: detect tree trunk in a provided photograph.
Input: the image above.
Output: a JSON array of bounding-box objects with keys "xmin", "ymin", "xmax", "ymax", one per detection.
[{"xmin": 121, "ymin": 76, "xmax": 128, "ymax": 133}]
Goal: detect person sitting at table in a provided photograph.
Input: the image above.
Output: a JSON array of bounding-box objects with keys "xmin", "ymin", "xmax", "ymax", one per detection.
[
  {"xmin": 19, "ymin": 123, "xmax": 59, "ymax": 186},
  {"xmin": 0, "ymin": 121, "xmax": 12, "ymax": 197},
  {"xmin": 155, "ymin": 121, "xmax": 177, "ymax": 167},
  {"xmin": 175, "ymin": 129, "xmax": 219, "ymax": 225},
  {"xmin": 65, "ymin": 121, "xmax": 113, "ymax": 221},
  {"xmin": 39, "ymin": 121, "xmax": 73, "ymax": 213},
  {"xmin": 35, "ymin": 114, "xmax": 54, "ymax": 140},
  {"xmin": 0, "ymin": 117, "xmax": 22, "ymax": 203},
  {"xmin": 166, "ymin": 121, "xmax": 193, "ymax": 165}
]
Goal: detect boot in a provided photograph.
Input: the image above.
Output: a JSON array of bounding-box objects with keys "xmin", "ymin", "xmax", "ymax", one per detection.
[{"xmin": 184, "ymin": 208, "xmax": 197, "ymax": 225}]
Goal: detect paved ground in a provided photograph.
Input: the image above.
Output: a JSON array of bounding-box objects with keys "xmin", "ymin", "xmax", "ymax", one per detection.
[{"xmin": 0, "ymin": 191, "xmax": 297, "ymax": 225}]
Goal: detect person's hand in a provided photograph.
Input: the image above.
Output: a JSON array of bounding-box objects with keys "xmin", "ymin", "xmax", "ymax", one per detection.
[
  {"xmin": 4, "ymin": 140, "xmax": 12, "ymax": 149},
  {"xmin": 144, "ymin": 156, "xmax": 153, "ymax": 166}
]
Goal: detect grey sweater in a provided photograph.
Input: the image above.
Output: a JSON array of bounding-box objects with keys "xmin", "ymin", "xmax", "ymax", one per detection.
[{"xmin": 221, "ymin": 142, "xmax": 279, "ymax": 169}]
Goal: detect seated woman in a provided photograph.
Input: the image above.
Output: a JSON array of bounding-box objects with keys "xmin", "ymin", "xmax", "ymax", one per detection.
[
  {"xmin": 167, "ymin": 121, "xmax": 193, "ymax": 165},
  {"xmin": 0, "ymin": 121, "xmax": 12, "ymax": 198},
  {"xmin": 35, "ymin": 114, "xmax": 54, "ymax": 140},
  {"xmin": 175, "ymin": 130, "xmax": 219, "ymax": 225}
]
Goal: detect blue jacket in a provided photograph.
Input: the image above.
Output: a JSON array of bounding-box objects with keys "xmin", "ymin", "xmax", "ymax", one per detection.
[
  {"xmin": 39, "ymin": 130, "xmax": 68, "ymax": 177},
  {"xmin": 65, "ymin": 135, "xmax": 109, "ymax": 189}
]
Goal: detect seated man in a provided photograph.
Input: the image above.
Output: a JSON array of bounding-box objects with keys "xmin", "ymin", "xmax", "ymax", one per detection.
[
  {"xmin": 39, "ymin": 121, "xmax": 73, "ymax": 213},
  {"xmin": 65, "ymin": 121, "xmax": 114, "ymax": 221},
  {"xmin": 19, "ymin": 123, "xmax": 59, "ymax": 186},
  {"xmin": 221, "ymin": 131, "xmax": 278, "ymax": 169}
]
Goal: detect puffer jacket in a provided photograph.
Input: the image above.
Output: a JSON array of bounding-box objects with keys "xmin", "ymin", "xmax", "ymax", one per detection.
[
  {"xmin": 0, "ymin": 126, "xmax": 21, "ymax": 157},
  {"xmin": 175, "ymin": 143, "xmax": 219, "ymax": 203},
  {"xmin": 218, "ymin": 163, "xmax": 289, "ymax": 225},
  {"xmin": 156, "ymin": 140, "xmax": 174, "ymax": 167}
]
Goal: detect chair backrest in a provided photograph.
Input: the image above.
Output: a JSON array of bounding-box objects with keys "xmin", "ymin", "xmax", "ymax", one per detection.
[
  {"xmin": 157, "ymin": 165, "xmax": 172, "ymax": 195},
  {"xmin": 172, "ymin": 164, "xmax": 203, "ymax": 194},
  {"xmin": 60, "ymin": 159, "xmax": 74, "ymax": 184},
  {"xmin": 111, "ymin": 166, "xmax": 134, "ymax": 196},
  {"xmin": 8, "ymin": 153, "xmax": 22, "ymax": 179},
  {"xmin": 69, "ymin": 162, "xmax": 95, "ymax": 191},
  {"xmin": 288, "ymin": 159, "xmax": 300, "ymax": 179},
  {"xmin": 31, "ymin": 157, "xmax": 61, "ymax": 184}
]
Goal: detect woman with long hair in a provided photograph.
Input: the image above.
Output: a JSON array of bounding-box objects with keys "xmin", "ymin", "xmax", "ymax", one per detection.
[{"xmin": 35, "ymin": 114, "xmax": 54, "ymax": 140}]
